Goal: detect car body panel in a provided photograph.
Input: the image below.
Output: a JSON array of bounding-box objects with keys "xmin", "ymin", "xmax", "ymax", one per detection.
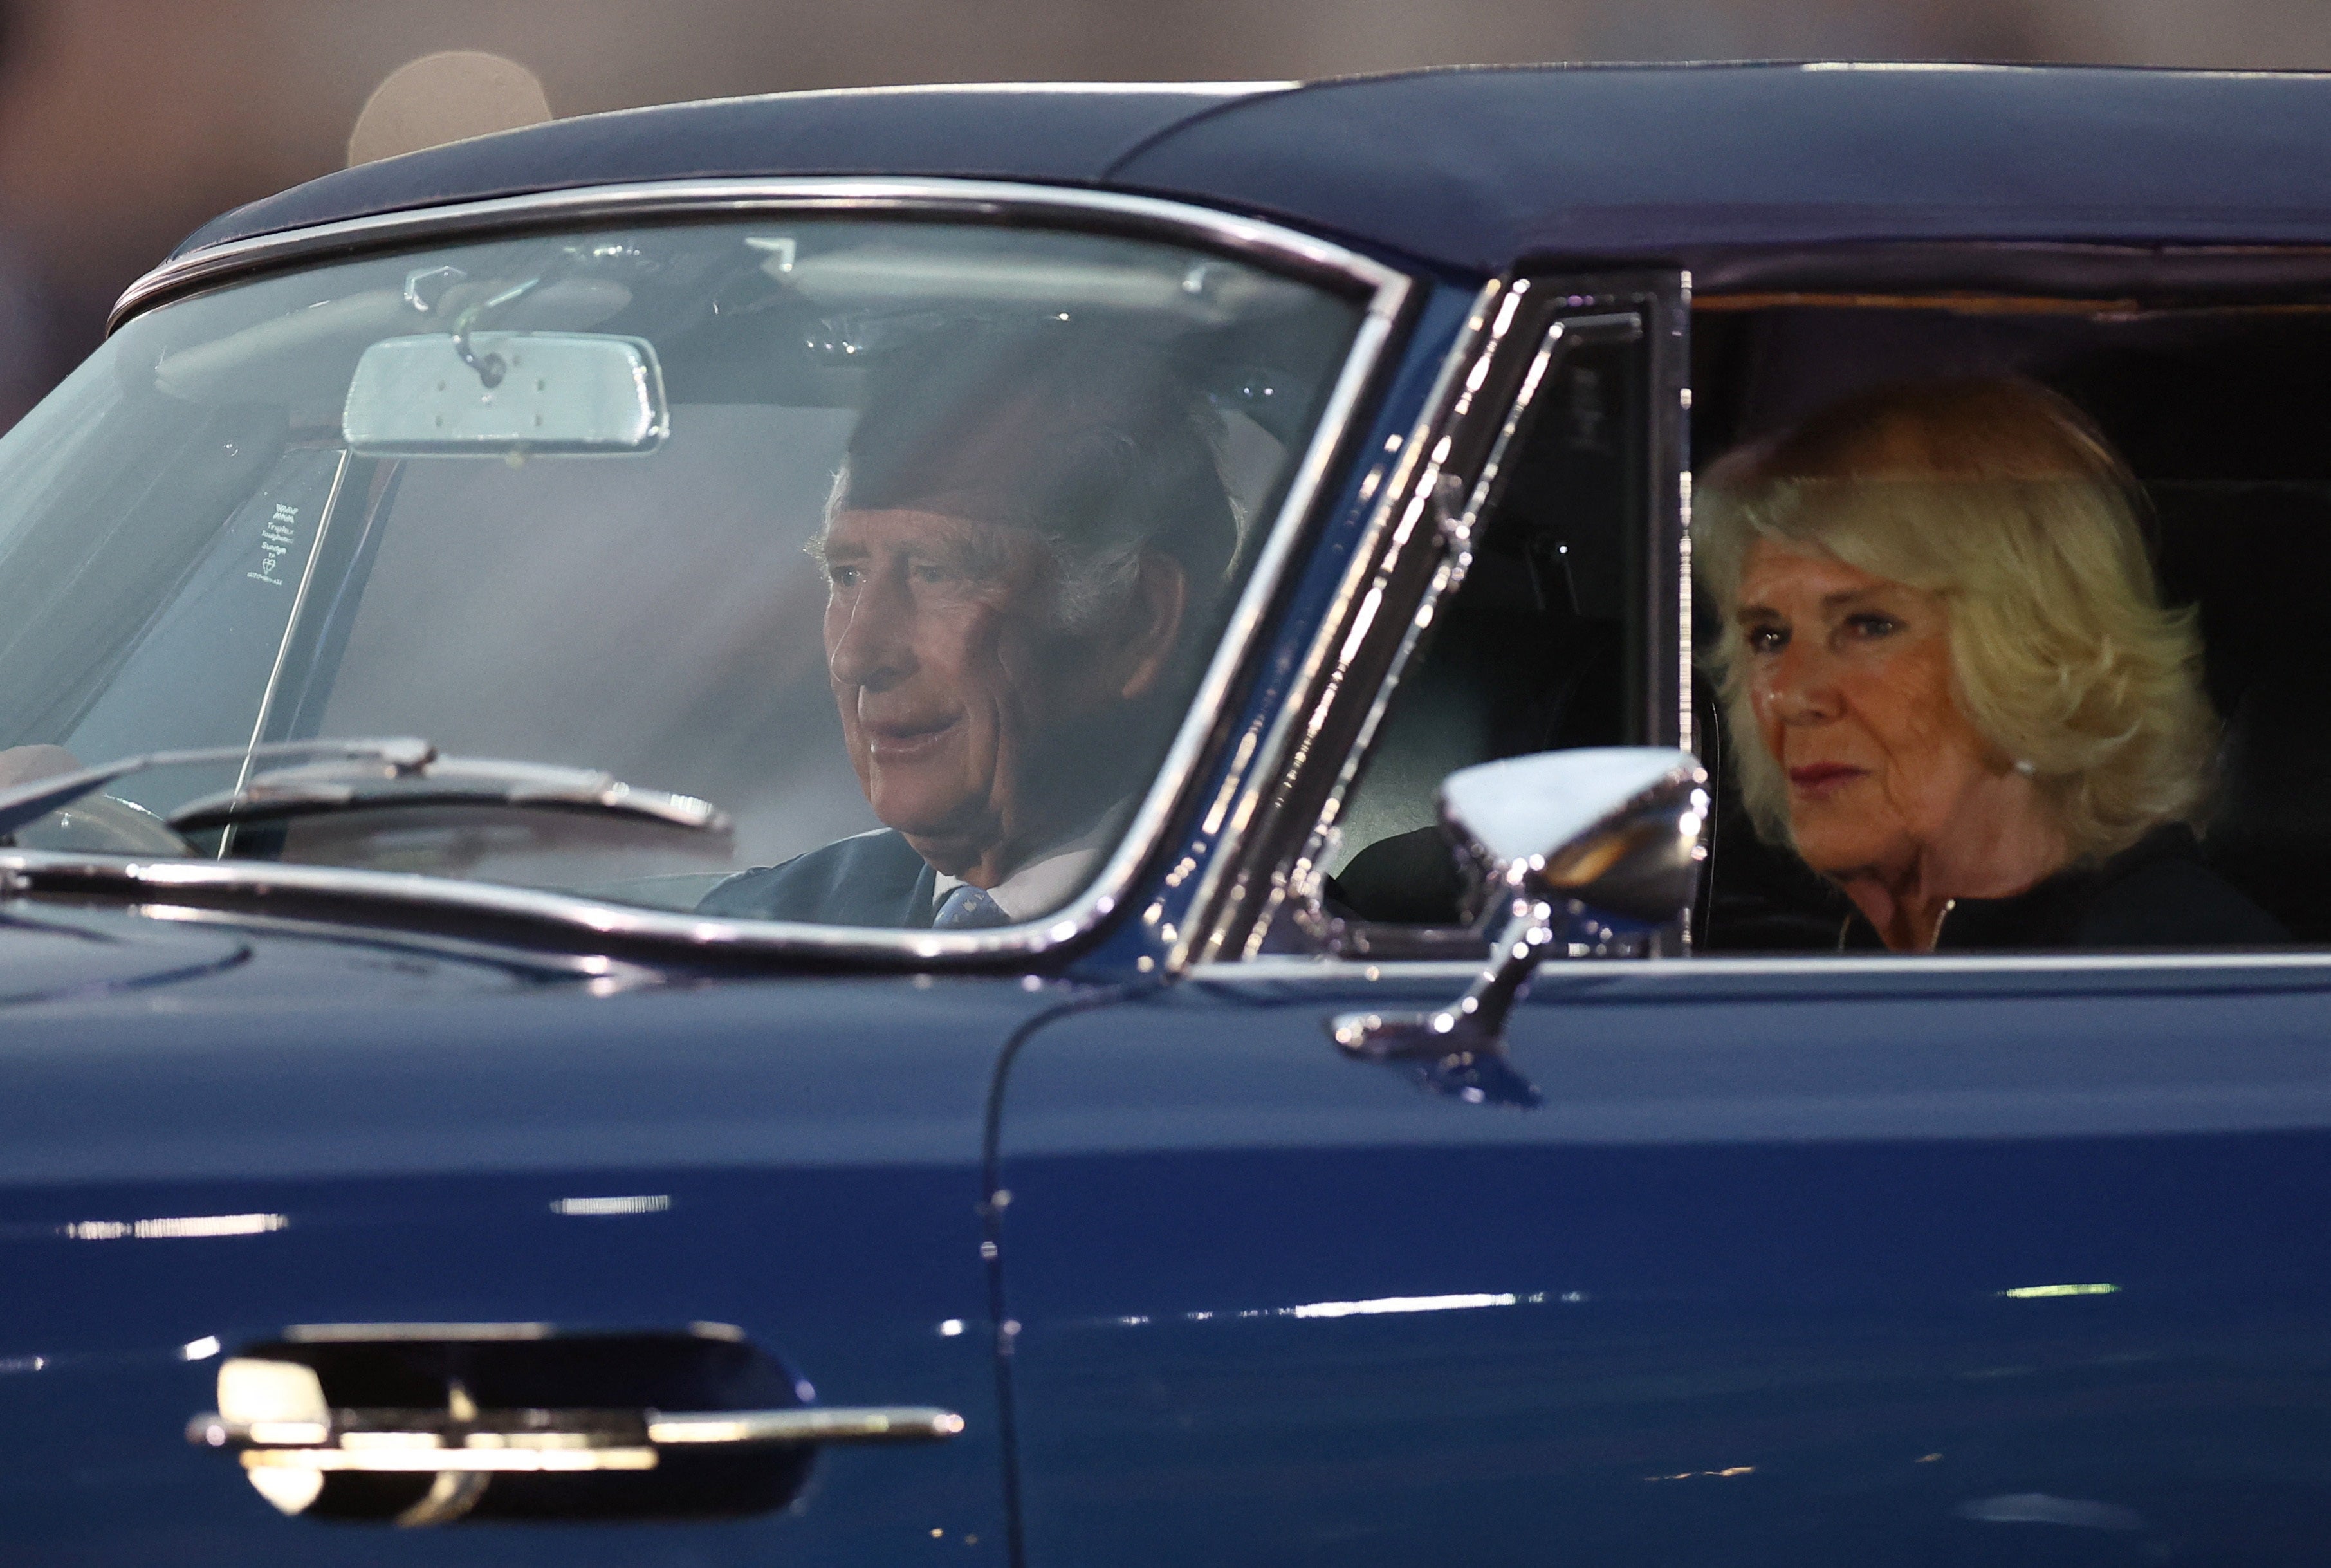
[
  {"xmin": 167, "ymin": 65, "xmax": 2331, "ymax": 282},
  {"xmin": 170, "ymin": 82, "xmax": 1300, "ymax": 259},
  {"xmin": 996, "ymin": 961, "xmax": 2331, "ymax": 1563},
  {"xmin": 0, "ymin": 899, "xmax": 1080, "ymax": 1561},
  {"xmin": 2, "ymin": 62, "xmax": 2326, "ymax": 1565}
]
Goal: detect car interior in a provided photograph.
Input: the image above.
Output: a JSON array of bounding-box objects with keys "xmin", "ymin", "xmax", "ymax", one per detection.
[
  {"xmin": 0, "ymin": 221, "xmax": 1370, "ymax": 910},
  {"xmin": 1327, "ymin": 288, "xmax": 2331, "ymax": 952}
]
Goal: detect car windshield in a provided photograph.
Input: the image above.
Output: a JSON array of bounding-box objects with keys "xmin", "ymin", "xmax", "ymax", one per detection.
[{"xmin": 0, "ymin": 216, "xmax": 1368, "ymax": 928}]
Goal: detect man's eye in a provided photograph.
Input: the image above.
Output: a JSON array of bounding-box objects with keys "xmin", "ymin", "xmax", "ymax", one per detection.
[
  {"xmin": 827, "ymin": 565, "xmax": 861, "ymax": 588},
  {"xmin": 911, "ymin": 563, "xmax": 957, "ymax": 584}
]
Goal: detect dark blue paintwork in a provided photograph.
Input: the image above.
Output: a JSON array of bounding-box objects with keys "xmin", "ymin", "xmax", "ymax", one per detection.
[
  {"xmin": 174, "ymin": 84, "xmax": 1276, "ymax": 257},
  {"xmin": 0, "ymin": 267, "xmax": 1469, "ymax": 1560},
  {"xmin": 0, "ymin": 903, "xmax": 250, "ymax": 1000},
  {"xmin": 17, "ymin": 59, "xmax": 2331, "ymax": 1567},
  {"xmin": 175, "ymin": 66, "xmax": 2331, "ymax": 275},
  {"xmin": 0, "ymin": 900, "xmax": 1105, "ymax": 1563},
  {"xmin": 995, "ymin": 964, "xmax": 2331, "ymax": 1565}
]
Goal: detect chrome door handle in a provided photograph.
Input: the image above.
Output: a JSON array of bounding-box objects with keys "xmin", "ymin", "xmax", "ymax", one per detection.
[
  {"xmin": 189, "ymin": 1345, "xmax": 964, "ymax": 1524},
  {"xmin": 649, "ymin": 1407, "xmax": 964, "ymax": 1443},
  {"xmin": 190, "ymin": 1399, "xmax": 966, "ymax": 1470}
]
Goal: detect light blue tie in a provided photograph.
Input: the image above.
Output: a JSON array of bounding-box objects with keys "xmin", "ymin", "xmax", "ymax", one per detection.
[{"xmin": 932, "ymin": 884, "xmax": 1011, "ymax": 930}]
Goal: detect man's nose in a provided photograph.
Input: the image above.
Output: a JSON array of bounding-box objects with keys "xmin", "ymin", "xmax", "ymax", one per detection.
[
  {"xmin": 826, "ymin": 572, "xmax": 914, "ymax": 690},
  {"xmin": 1761, "ymin": 641, "xmax": 1842, "ymax": 725}
]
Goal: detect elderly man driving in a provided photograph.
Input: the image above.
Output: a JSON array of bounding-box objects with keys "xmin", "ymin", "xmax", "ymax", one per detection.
[{"xmin": 699, "ymin": 329, "xmax": 1239, "ymax": 928}]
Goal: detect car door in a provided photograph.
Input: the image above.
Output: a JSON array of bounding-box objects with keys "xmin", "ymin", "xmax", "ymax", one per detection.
[
  {"xmin": 998, "ymin": 958, "xmax": 2331, "ymax": 1567},
  {"xmin": 0, "ymin": 912, "xmax": 1053, "ymax": 1565},
  {"xmin": 990, "ymin": 272, "xmax": 2331, "ymax": 1565}
]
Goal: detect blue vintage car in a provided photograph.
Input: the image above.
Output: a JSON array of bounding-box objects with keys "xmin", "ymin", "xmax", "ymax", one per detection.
[{"xmin": 7, "ymin": 61, "xmax": 2331, "ymax": 1564}]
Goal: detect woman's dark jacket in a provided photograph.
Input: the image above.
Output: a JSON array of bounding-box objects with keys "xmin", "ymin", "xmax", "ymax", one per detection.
[{"xmin": 1841, "ymin": 823, "xmax": 2286, "ymax": 951}]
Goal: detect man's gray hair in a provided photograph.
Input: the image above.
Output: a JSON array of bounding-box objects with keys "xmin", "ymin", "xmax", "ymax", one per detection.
[
  {"xmin": 814, "ymin": 457, "xmax": 1231, "ymax": 634},
  {"xmin": 818, "ymin": 326, "xmax": 1244, "ymax": 638}
]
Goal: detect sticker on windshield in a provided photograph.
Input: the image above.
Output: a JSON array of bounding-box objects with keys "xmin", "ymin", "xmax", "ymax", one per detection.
[
  {"xmin": 247, "ymin": 501, "xmax": 301, "ymax": 587},
  {"xmin": 59, "ymin": 447, "xmax": 347, "ymax": 765}
]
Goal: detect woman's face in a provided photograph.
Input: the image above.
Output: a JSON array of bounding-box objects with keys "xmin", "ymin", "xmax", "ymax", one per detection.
[{"xmin": 1735, "ymin": 539, "xmax": 2004, "ymax": 880}]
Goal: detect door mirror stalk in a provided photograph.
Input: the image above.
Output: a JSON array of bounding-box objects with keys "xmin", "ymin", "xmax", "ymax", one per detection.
[{"xmin": 1330, "ymin": 748, "xmax": 1708, "ymax": 1106}]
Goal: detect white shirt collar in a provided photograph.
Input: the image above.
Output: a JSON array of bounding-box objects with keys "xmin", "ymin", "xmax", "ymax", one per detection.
[{"xmin": 931, "ymin": 800, "xmax": 1133, "ymax": 922}]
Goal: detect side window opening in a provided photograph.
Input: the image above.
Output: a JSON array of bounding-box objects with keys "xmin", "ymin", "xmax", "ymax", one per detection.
[
  {"xmin": 1311, "ymin": 286, "xmax": 2325, "ymax": 960},
  {"xmin": 1321, "ymin": 315, "xmax": 1658, "ymax": 935},
  {"xmin": 1691, "ymin": 299, "xmax": 2321, "ymax": 954}
]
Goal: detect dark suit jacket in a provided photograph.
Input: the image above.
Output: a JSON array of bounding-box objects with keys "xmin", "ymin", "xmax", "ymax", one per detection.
[{"xmin": 695, "ymin": 829, "xmax": 937, "ymax": 927}]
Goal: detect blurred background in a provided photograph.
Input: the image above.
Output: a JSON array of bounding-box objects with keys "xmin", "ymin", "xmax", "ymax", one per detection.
[{"xmin": 0, "ymin": 0, "xmax": 2316, "ymax": 429}]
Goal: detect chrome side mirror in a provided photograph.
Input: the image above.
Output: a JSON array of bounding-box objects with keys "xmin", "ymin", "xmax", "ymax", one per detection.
[{"xmin": 1329, "ymin": 747, "xmax": 1708, "ymax": 1107}]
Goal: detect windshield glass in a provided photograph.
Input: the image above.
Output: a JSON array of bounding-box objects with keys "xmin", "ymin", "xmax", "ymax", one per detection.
[{"xmin": 0, "ymin": 217, "xmax": 1368, "ymax": 928}]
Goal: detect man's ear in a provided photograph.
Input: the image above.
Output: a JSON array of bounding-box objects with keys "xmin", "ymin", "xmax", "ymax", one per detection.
[{"xmin": 1114, "ymin": 550, "xmax": 1190, "ymax": 701}]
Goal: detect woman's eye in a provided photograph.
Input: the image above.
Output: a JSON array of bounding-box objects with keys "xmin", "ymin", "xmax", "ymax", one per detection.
[
  {"xmin": 1845, "ymin": 613, "xmax": 1899, "ymax": 638},
  {"xmin": 1744, "ymin": 624, "xmax": 1787, "ymax": 654}
]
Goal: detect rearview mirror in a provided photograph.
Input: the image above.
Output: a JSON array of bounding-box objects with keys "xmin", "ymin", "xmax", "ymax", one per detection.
[
  {"xmin": 342, "ymin": 331, "xmax": 668, "ymax": 456},
  {"xmin": 1329, "ymin": 747, "xmax": 1707, "ymax": 1107}
]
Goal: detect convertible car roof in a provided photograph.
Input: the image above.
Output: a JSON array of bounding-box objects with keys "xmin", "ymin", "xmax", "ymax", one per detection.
[{"xmin": 176, "ymin": 63, "xmax": 2331, "ymax": 277}]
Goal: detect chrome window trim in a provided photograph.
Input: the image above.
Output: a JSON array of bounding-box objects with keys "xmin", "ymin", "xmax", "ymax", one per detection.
[
  {"xmin": 112, "ymin": 177, "xmax": 1400, "ymax": 333},
  {"xmin": 1283, "ymin": 293, "xmax": 1592, "ymax": 937},
  {"xmin": 30, "ymin": 179, "xmax": 1414, "ymax": 965},
  {"xmin": 1673, "ymin": 270, "xmax": 1697, "ymax": 763},
  {"xmin": 1168, "ymin": 279, "xmax": 1508, "ymax": 970},
  {"xmin": 1202, "ymin": 951, "xmax": 2331, "ymax": 982},
  {"xmin": 1179, "ymin": 272, "xmax": 1688, "ymax": 968},
  {"xmin": 1286, "ymin": 303, "xmax": 1652, "ymax": 940}
]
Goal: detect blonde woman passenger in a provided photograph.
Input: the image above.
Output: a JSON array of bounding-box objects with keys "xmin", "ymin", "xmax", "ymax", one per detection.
[{"xmin": 1694, "ymin": 377, "xmax": 2281, "ymax": 952}]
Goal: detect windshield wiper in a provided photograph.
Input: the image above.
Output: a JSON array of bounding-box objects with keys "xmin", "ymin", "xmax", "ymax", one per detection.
[
  {"xmin": 0, "ymin": 737, "xmax": 729, "ymax": 843},
  {"xmin": 167, "ymin": 753, "xmax": 729, "ymax": 837},
  {"xmin": 0, "ymin": 737, "xmax": 438, "ymax": 840}
]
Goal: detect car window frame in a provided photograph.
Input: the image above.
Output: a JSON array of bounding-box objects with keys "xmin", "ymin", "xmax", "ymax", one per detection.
[
  {"xmin": 1, "ymin": 178, "xmax": 1417, "ymax": 968},
  {"xmin": 1202, "ymin": 259, "xmax": 2331, "ymax": 983},
  {"xmin": 1176, "ymin": 269, "xmax": 1691, "ymax": 968}
]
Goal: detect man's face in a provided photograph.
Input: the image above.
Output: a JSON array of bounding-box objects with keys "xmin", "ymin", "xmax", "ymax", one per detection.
[{"xmin": 818, "ymin": 507, "xmax": 1116, "ymax": 878}]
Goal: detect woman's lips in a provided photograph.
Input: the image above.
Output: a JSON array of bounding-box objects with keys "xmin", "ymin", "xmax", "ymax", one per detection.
[{"xmin": 1787, "ymin": 762, "xmax": 1866, "ymax": 800}]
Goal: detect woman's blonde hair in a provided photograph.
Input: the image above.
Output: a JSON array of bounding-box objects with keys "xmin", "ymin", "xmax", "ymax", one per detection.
[{"xmin": 1693, "ymin": 377, "xmax": 2215, "ymax": 865}]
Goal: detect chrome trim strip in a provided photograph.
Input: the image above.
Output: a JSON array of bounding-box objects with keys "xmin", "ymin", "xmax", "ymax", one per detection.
[
  {"xmin": 113, "ymin": 177, "xmax": 1400, "ymax": 333},
  {"xmin": 284, "ymin": 1322, "xmax": 554, "ymax": 1342},
  {"xmin": 50, "ymin": 181, "xmax": 1415, "ymax": 965},
  {"xmin": 647, "ymin": 1406, "xmax": 964, "ymax": 1444},
  {"xmin": 1170, "ymin": 281, "xmax": 1506, "ymax": 970},
  {"xmin": 1203, "ymin": 952, "xmax": 2331, "ymax": 981},
  {"xmin": 201, "ymin": 1403, "xmax": 962, "ymax": 1450},
  {"xmin": 238, "ymin": 1446, "xmax": 657, "ymax": 1475},
  {"xmin": 1675, "ymin": 268, "xmax": 1697, "ymax": 764},
  {"xmin": 1275, "ymin": 307, "xmax": 1645, "ymax": 954},
  {"xmin": 1183, "ymin": 274, "xmax": 1684, "ymax": 967}
]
